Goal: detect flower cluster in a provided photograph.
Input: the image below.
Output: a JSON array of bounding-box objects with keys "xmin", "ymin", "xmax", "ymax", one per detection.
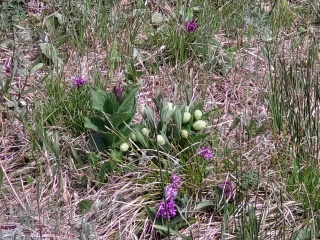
[
  {"xmin": 157, "ymin": 174, "xmax": 181, "ymax": 219},
  {"xmin": 73, "ymin": 76, "xmax": 87, "ymax": 87},
  {"xmin": 197, "ymin": 146, "xmax": 212, "ymax": 160},
  {"xmin": 218, "ymin": 181, "xmax": 233, "ymax": 199},
  {"xmin": 185, "ymin": 21, "xmax": 197, "ymax": 33}
]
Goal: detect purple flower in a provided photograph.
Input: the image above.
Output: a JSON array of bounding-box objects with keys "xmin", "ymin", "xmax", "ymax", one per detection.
[
  {"xmin": 165, "ymin": 185, "xmax": 178, "ymax": 199},
  {"xmin": 185, "ymin": 21, "xmax": 197, "ymax": 33},
  {"xmin": 198, "ymin": 146, "xmax": 212, "ymax": 160},
  {"xmin": 113, "ymin": 85, "xmax": 123, "ymax": 103},
  {"xmin": 171, "ymin": 173, "xmax": 180, "ymax": 187},
  {"xmin": 218, "ymin": 181, "xmax": 233, "ymax": 199},
  {"xmin": 73, "ymin": 76, "xmax": 87, "ymax": 87},
  {"xmin": 157, "ymin": 173, "xmax": 181, "ymax": 219},
  {"xmin": 156, "ymin": 198, "xmax": 177, "ymax": 219}
]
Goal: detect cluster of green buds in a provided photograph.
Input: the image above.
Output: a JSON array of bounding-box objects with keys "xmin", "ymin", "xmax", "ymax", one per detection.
[
  {"xmin": 119, "ymin": 101, "xmax": 209, "ymax": 152},
  {"xmin": 180, "ymin": 107, "xmax": 207, "ymax": 139}
]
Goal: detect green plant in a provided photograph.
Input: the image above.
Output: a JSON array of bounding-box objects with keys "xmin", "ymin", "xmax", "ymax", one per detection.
[
  {"xmin": 138, "ymin": 94, "xmax": 216, "ymax": 156},
  {"xmin": 85, "ymin": 83, "xmax": 139, "ymax": 151},
  {"xmin": 240, "ymin": 206, "xmax": 262, "ymax": 240},
  {"xmin": 145, "ymin": 173, "xmax": 192, "ymax": 240},
  {"xmin": 0, "ymin": 0, "xmax": 26, "ymax": 30},
  {"xmin": 32, "ymin": 74, "xmax": 91, "ymax": 136}
]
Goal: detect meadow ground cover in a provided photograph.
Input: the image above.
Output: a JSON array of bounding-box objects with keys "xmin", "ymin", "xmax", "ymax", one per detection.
[{"xmin": 0, "ymin": 0, "xmax": 320, "ymax": 239}]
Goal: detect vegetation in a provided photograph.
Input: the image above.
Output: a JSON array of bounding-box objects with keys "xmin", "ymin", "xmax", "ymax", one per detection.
[{"xmin": 0, "ymin": 0, "xmax": 320, "ymax": 239}]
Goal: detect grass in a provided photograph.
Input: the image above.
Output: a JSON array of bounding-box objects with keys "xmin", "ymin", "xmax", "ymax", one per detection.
[{"xmin": 1, "ymin": 0, "xmax": 320, "ymax": 239}]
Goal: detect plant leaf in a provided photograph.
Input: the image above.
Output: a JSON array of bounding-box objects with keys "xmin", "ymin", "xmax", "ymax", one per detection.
[
  {"xmin": 90, "ymin": 88, "xmax": 119, "ymax": 114},
  {"xmin": 151, "ymin": 12, "xmax": 164, "ymax": 25},
  {"xmin": 173, "ymin": 107, "xmax": 182, "ymax": 129},
  {"xmin": 118, "ymin": 83, "xmax": 139, "ymax": 114},
  {"xmin": 88, "ymin": 132, "xmax": 108, "ymax": 151},
  {"xmin": 195, "ymin": 200, "xmax": 214, "ymax": 210},
  {"xmin": 109, "ymin": 112, "xmax": 132, "ymax": 128},
  {"xmin": 145, "ymin": 206, "xmax": 156, "ymax": 222},
  {"xmin": 0, "ymin": 167, "xmax": 3, "ymax": 189},
  {"xmin": 78, "ymin": 199, "xmax": 93, "ymax": 214},
  {"xmin": 39, "ymin": 42, "xmax": 63, "ymax": 66},
  {"xmin": 30, "ymin": 63, "xmax": 44, "ymax": 74},
  {"xmin": 84, "ymin": 117, "xmax": 106, "ymax": 132},
  {"xmin": 153, "ymin": 225, "xmax": 192, "ymax": 240},
  {"xmin": 290, "ymin": 229, "xmax": 311, "ymax": 240}
]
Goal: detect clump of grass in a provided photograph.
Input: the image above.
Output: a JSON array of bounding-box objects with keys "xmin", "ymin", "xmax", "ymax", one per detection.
[{"xmin": 34, "ymin": 74, "xmax": 93, "ymax": 134}]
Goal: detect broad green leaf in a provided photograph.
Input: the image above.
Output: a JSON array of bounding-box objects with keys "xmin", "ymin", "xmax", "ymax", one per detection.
[
  {"xmin": 30, "ymin": 63, "xmax": 44, "ymax": 74},
  {"xmin": 161, "ymin": 101, "xmax": 174, "ymax": 124},
  {"xmin": 110, "ymin": 149, "xmax": 122, "ymax": 161},
  {"xmin": 290, "ymin": 229, "xmax": 311, "ymax": 240},
  {"xmin": 133, "ymin": 128, "xmax": 149, "ymax": 148},
  {"xmin": 189, "ymin": 133, "xmax": 208, "ymax": 143},
  {"xmin": 84, "ymin": 117, "xmax": 106, "ymax": 132},
  {"xmin": 78, "ymin": 199, "xmax": 93, "ymax": 214},
  {"xmin": 168, "ymin": 216, "xmax": 189, "ymax": 232},
  {"xmin": 54, "ymin": 12, "xmax": 65, "ymax": 25},
  {"xmin": 151, "ymin": 12, "xmax": 164, "ymax": 25},
  {"xmin": 90, "ymin": 88, "xmax": 119, "ymax": 114},
  {"xmin": 195, "ymin": 200, "xmax": 214, "ymax": 210},
  {"xmin": 173, "ymin": 107, "xmax": 182, "ymax": 129},
  {"xmin": 118, "ymin": 83, "xmax": 139, "ymax": 114},
  {"xmin": 109, "ymin": 113, "xmax": 132, "ymax": 128},
  {"xmin": 153, "ymin": 225, "xmax": 192, "ymax": 240},
  {"xmin": 171, "ymin": 125, "xmax": 181, "ymax": 141},
  {"xmin": 85, "ymin": 118, "xmax": 114, "ymax": 149},
  {"xmin": 39, "ymin": 42, "xmax": 63, "ymax": 66}
]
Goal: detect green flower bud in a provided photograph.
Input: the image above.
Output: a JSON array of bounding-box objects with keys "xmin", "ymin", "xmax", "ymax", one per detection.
[
  {"xmin": 192, "ymin": 120, "xmax": 206, "ymax": 131},
  {"xmin": 181, "ymin": 129, "xmax": 189, "ymax": 138},
  {"xmin": 130, "ymin": 132, "xmax": 137, "ymax": 141},
  {"xmin": 156, "ymin": 135, "xmax": 166, "ymax": 146},
  {"xmin": 167, "ymin": 102, "xmax": 176, "ymax": 114},
  {"xmin": 141, "ymin": 128, "xmax": 149, "ymax": 137},
  {"xmin": 194, "ymin": 110, "xmax": 202, "ymax": 120},
  {"xmin": 120, "ymin": 142, "xmax": 129, "ymax": 152},
  {"xmin": 182, "ymin": 112, "xmax": 191, "ymax": 123}
]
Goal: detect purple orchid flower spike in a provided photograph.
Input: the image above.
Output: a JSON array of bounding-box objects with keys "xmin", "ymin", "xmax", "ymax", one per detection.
[
  {"xmin": 185, "ymin": 21, "xmax": 197, "ymax": 32},
  {"xmin": 73, "ymin": 76, "xmax": 87, "ymax": 87},
  {"xmin": 156, "ymin": 173, "xmax": 181, "ymax": 219},
  {"xmin": 198, "ymin": 146, "xmax": 213, "ymax": 160},
  {"xmin": 113, "ymin": 85, "xmax": 123, "ymax": 103}
]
